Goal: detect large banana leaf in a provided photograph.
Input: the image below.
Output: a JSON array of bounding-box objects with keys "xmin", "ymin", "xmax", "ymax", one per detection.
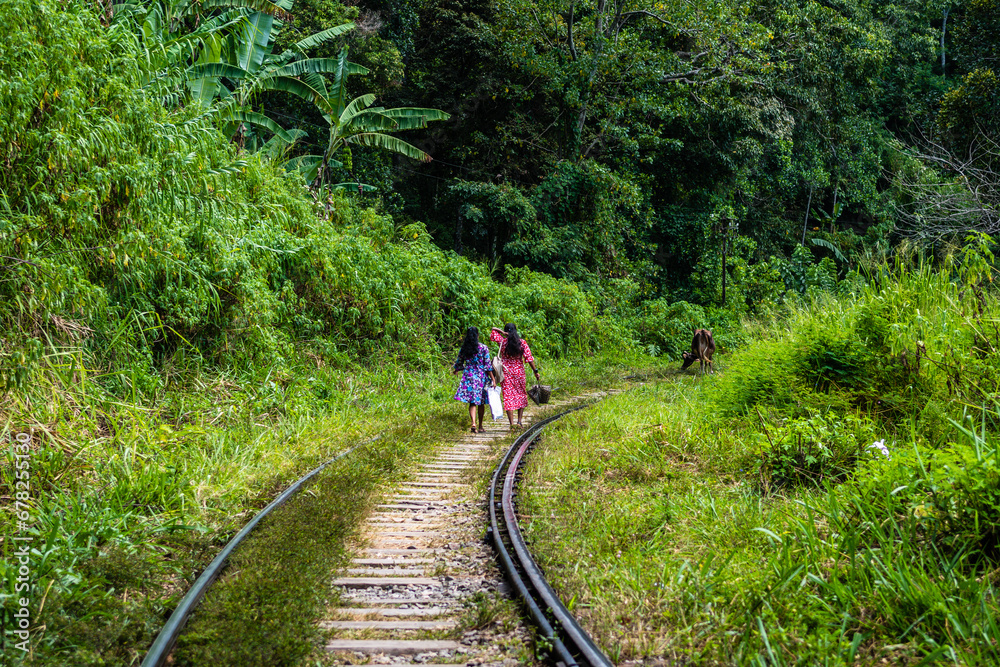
[
  {"xmin": 141, "ymin": 4, "xmax": 162, "ymax": 40},
  {"xmin": 345, "ymin": 110, "xmax": 401, "ymax": 133},
  {"xmin": 113, "ymin": 1, "xmax": 144, "ymax": 16},
  {"xmin": 198, "ymin": 0, "xmax": 291, "ymax": 20},
  {"xmin": 369, "ymin": 107, "xmax": 451, "ymax": 131},
  {"xmin": 259, "ymin": 76, "xmax": 332, "ymax": 113},
  {"xmin": 339, "ymin": 94, "xmax": 377, "ymax": 124},
  {"xmin": 284, "ymin": 154, "xmax": 324, "ymax": 182},
  {"xmin": 188, "ymin": 38, "xmax": 244, "ymax": 106},
  {"xmin": 221, "ymin": 109, "xmax": 295, "ymax": 143},
  {"xmin": 293, "ymin": 22, "xmax": 355, "ymax": 52},
  {"xmin": 811, "ymin": 238, "xmax": 848, "ymax": 263},
  {"xmin": 290, "ymin": 61, "xmax": 363, "ymax": 101},
  {"xmin": 197, "ymin": 31, "xmax": 225, "ymax": 64},
  {"xmin": 196, "ymin": 9, "xmax": 251, "ymax": 33},
  {"xmin": 380, "ymin": 107, "xmax": 451, "ymax": 121},
  {"xmin": 347, "ymin": 133, "xmax": 431, "ymax": 162},
  {"xmin": 326, "ymin": 48, "xmax": 353, "ymax": 117},
  {"xmin": 262, "ymin": 128, "xmax": 307, "ymax": 159},
  {"xmin": 382, "ymin": 116, "xmax": 430, "ymax": 131},
  {"xmin": 188, "ymin": 76, "xmax": 220, "ymax": 108},
  {"xmin": 236, "ymin": 12, "xmax": 274, "ymax": 73},
  {"xmin": 272, "ymin": 57, "xmax": 355, "ymax": 79},
  {"xmin": 187, "ymin": 62, "xmax": 248, "ymax": 80},
  {"xmin": 299, "ymin": 70, "xmax": 330, "ymax": 98}
]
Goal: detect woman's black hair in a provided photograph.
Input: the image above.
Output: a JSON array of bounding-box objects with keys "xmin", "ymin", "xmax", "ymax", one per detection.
[
  {"xmin": 458, "ymin": 327, "xmax": 480, "ymax": 362},
  {"xmin": 502, "ymin": 323, "xmax": 523, "ymax": 358}
]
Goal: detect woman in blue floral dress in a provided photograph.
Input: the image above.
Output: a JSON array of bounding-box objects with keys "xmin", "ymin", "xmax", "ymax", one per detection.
[{"xmin": 453, "ymin": 327, "xmax": 497, "ymax": 432}]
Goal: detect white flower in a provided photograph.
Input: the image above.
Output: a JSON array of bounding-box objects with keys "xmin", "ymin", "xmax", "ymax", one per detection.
[{"xmin": 868, "ymin": 439, "xmax": 890, "ymax": 459}]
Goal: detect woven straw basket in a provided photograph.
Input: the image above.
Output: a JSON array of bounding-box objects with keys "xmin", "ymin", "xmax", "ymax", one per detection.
[{"xmin": 527, "ymin": 384, "xmax": 552, "ymax": 405}]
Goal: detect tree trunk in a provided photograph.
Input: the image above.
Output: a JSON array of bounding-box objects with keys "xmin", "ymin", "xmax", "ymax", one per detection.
[
  {"xmin": 721, "ymin": 225, "xmax": 727, "ymax": 305},
  {"xmin": 830, "ymin": 187, "xmax": 838, "ymax": 233}
]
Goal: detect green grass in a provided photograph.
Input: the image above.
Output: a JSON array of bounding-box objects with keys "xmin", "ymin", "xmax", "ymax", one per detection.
[{"xmin": 520, "ymin": 262, "xmax": 1000, "ymax": 665}]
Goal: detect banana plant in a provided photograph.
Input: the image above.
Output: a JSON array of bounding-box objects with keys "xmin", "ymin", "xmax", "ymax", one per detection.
[
  {"xmin": 285, "ymin": 47, "xmax": 450, "ymax": 190},
  {"xmin": 115, "ymin": 0, "xmax": 292, "ymax": 93},
  {"xmin": 116, "ymin": 0, "xmax": 448, "ymax": 186},
  {"xmin": 116, "ymin": 0, "xmax": 356, "ymax": 145},
  {"xmin": 186, "ymin": 17, "xmax": 359, "ymax": 148}
]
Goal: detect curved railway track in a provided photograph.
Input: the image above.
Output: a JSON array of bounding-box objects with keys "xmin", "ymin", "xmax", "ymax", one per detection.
[
  {"xmin": 141, "ymin": 394, "xmax": 617, "ymax": 667},
  {"xmin": 140, "ymin": 438, "xmax": 376, "ymax": 667},
  {"xmin": 488, "ymin": 407, "xmax": 614, "ymax": 667}
]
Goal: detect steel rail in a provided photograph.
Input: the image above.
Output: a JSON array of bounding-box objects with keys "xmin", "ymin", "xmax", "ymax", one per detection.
[
  {"xmin": 140, "ymin": 436, "xmax": 378, "ymax": 667},
  {"xmin": 488, "ymin": 405, "xmax": 615, "ymax": 667}
]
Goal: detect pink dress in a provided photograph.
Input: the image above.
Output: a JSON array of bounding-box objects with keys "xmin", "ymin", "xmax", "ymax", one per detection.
[{"xmin": 490, "ymin": 330, "xmax": 535, "ymax": 411}]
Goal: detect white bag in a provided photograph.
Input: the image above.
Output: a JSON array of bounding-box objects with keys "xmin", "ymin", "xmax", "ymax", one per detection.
[{"xmin": 487, "ymin": 385, "xmax": 504, "ymax": 420}]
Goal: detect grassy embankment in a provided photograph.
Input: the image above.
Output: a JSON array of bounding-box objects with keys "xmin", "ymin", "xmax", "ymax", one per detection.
[{"xmin": 522, "ymin": 257, "xmax": 1000, "ymax": 665}]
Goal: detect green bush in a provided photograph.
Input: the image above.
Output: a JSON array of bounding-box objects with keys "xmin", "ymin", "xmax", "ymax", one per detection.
[
  {"xmin": 503, "ymin": 266, "xmax": 607, "ymax": 356},
  {"xmin": 628, "ymin": 299, "xmax": 707, "ymax": 358},
  {"xmin": 749, "ymin": 411, "xmax": 878, "ymax": 490},
  {"xmin": 792, "ymin": 322, "xmax": 876, "ymax": 394},
  {"xmin": 860, "ymin": 419, "xmax": 1000, "ymax": 557},
  {"xmin": 711, "ymin": 335, "xmax": 799, "ymax": 415}
]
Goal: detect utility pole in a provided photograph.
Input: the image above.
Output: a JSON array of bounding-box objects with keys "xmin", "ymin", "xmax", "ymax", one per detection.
[
  {"xmin": 719, "ymin": 214, "xmax": 732, "ymax": 305},
  {"xmin": 942, "ymin": 6, "xmax": 949, "ymax": 77}
]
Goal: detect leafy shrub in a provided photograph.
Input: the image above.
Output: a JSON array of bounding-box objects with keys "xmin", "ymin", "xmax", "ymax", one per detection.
[
  {"xmin": 504, "ymin": 267, "xmax": 607, "ymax": 355},
  {"xmin": 726, "ymin": 243, "xmax": 785, "ymax": 314},
  {"xmin": 861, "ymin": 419, "xmax": 1000, "ymax": 557},
  {"xmin": 629, "ymin": 299, "xmax": 707, "ymax": 359},
  {"xmin": 777, "ymin": 245, "xmax": 839, "ymax": 296},
  {"xmin": 792, "ymin": 322, "xmax": 876, "ymax": 393},
  {"xmin": 749, "ymin": 411, "xmax": 878, "ymax": 490},
  {"xmin": 711, "ymin": 335, "xmax": 799, "ymax": 415}
]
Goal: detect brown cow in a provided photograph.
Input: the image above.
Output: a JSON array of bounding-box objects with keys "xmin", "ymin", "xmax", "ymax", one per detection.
[{"xmin": 681, "ymin": 329, "xmax": 715, "ymax": 375}]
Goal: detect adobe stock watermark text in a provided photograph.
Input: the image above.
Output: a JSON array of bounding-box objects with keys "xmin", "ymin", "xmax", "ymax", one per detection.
[{"xmin": 9, "ymin": 429, "xmax": 34, "ymax": 654}]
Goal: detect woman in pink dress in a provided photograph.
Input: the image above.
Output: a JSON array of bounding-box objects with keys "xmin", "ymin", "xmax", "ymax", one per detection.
[{"xmin": 490, "ymin": 323, "xmax": 541, "ymax": 430}]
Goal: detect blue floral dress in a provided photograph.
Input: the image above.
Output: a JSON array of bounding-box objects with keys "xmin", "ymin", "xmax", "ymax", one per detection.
[{"xmin": 453, "ymin": 343, "xmax": 491, "ymax": 405}]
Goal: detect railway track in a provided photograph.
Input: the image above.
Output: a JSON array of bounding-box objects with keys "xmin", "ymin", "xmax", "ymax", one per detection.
[
  {"xmin": 489, "ymin": 408, "xmax": 615, "ymax": 667},
  {"xmin": 142, "ymin": 393, "xmax": 616, "ymax": 667}
]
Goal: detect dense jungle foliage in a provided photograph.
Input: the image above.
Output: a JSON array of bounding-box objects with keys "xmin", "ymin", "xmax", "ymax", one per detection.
[
  {"xmin": 1, "ymin": 0, "xmax": 997, "ymax": 399},
  {"xmin": 0, "ymin": 0, "xmax": 998, "ymax": 663}
]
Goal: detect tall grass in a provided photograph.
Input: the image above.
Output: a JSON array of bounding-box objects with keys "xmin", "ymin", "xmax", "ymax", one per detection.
[{"xmin": 521, "ymin": 252, "xmax": 1000, "ymax": 664}]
